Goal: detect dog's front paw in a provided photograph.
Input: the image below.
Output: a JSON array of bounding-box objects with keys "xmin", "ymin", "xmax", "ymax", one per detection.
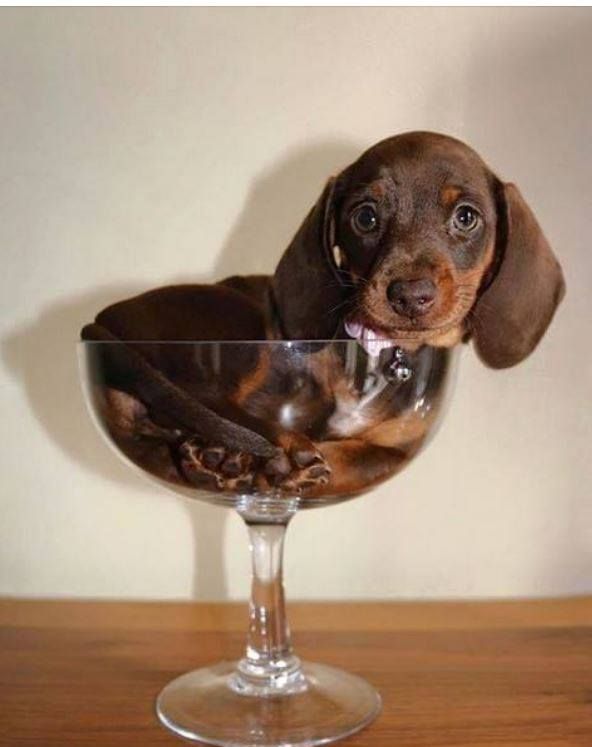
[
  {"xmin": 264, "ymin": 433, "xmax": 331, "ymax": 495},
  {"xmin": 178, "ymin": 438, "xmax": 255, "ymax": 492},
  {"xmin": 177, "ymin": 432, "xmax": 331, "ymax": 496}
]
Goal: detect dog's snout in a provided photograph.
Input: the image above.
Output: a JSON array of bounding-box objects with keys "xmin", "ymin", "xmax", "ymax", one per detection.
[{"xmin": 387, "ymin": 278, "xmax": 437, "ymax": 318}]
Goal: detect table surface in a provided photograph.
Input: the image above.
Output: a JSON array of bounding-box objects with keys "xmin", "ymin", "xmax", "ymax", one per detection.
[{"xmin": 1, "ymin": 597, "xmax": 591, "ymax": 747}]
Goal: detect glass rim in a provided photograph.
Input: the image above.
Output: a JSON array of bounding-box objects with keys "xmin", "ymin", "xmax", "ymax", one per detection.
[{"xmin": 77, "ymin": 338, "xmax": 397, "ymax": 346}]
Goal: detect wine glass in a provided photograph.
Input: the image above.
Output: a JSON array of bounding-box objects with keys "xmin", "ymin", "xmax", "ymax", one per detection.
[{"xmin": 78, "ymin": 338, "xmax": 457, "ymax": 746}]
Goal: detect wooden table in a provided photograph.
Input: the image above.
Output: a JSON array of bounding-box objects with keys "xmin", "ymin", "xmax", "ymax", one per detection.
[{"xmin": 1, "ymin": 598, "xmax": 591, "ymax": 746}]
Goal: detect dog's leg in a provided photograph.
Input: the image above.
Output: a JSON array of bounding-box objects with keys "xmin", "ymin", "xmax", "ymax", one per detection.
[
  {"xmin": 311, "ymin": 409, "xmax": 431, "ymax": 497},
  {"xmin": 82, "ymin": 323, "xmax": 332, "ymax": 494},
  {"xmin": 312, "ymin": 438, "xmax": 418, "ymax": 498},
  {"xmin": 100, "ymin": 388, "xmax": 182, "ymax": 442},
  {"xmin": 81, "ymin": 323, "xmax": 277, "ymax": 458}
]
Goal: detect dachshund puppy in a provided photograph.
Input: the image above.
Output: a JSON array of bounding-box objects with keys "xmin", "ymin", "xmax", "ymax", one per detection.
[{"xmin": 82, "ymin": 132, "xmax": 565, "ymax": 498}]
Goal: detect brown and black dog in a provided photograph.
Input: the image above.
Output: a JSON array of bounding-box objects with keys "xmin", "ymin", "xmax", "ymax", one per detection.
[{"xmin": 81, "ymin": 132, "xmax": 565, "ymax": 499}]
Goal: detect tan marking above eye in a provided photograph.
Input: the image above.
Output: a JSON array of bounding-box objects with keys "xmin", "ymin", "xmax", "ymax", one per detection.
[
  {"xmin": 369, "ymin": 182, "xmax": 386, "ymax": 199},
  {"xmin": 441, "ymin": 185, "xmax": 462, "ymax": 207}
]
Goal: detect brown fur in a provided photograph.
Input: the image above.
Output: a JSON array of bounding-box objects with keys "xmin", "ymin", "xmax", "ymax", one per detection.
[
  {"xmin": 230, "ymin": 348, "xmax": 271, "ymax": 407},
  {"xmin": 441, "ymin": 185, "xmax": 462, "ymax": 207},
  {"xmin": 81, "ymin": 132, "xmax": 565, "ymax": 499}
]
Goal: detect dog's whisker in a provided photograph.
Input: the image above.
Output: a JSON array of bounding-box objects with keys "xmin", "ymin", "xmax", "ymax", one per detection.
[{"xmin": 326, "ymin": 298, "xmax": 354, "ymax": 317}]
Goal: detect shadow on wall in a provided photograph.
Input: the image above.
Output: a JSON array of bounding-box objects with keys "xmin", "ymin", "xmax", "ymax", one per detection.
[
  {"xmin": 1, "ymin": 138, "xmax": 361, "ymax": 601},
  {"xmin": 463, "ymin": 15, "xmax": 591, "ymax": 593},
  {"xmin": 211, "ymin": 140, "xmax": 361, "ymax": 280}
]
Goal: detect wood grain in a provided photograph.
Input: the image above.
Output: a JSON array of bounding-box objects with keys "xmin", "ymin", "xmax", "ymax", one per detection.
[{"xmin": 0, "ymin": 598, "xmax": 591, "ymax": 746}]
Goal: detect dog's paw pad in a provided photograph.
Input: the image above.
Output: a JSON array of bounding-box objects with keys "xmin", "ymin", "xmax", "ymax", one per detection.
[
  {"xmin": 178, "ymin": 439, "xmax": 255, "ymax": 492},
  {"xmin": 263, "ymin": 437, "xmax": 331, "ymax": 495},
  {"xmin": 264, "ymin": 450, "xmax": 292, "ymax": 482},
  {"xmin": 201, "ymin": 446, "xmax": 225, "ymax": 470}
]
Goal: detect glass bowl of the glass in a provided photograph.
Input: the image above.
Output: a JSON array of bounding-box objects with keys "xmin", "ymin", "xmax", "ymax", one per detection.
[{"xmin": 78, "ymin": 339, "xmax": 457, "ymax": 747}]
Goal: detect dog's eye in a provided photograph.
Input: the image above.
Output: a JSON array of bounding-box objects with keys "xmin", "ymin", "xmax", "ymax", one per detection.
[
  {"xmin": 452, "ymin": 204, "xmax": 480, "ymax": 232},
  {"xmin": 351, "ymin": 204, "xmax": 378, "ymax": 234}
]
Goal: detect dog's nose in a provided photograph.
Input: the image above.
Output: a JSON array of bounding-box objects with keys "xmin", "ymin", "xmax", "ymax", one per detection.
[{"xmin": 387, "ymin": 278, "xmax": 437, "ymax": 318}]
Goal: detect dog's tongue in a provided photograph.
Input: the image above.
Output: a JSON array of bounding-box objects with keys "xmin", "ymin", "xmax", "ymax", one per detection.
[{"xmin": 344, "ymin": 320, "xmax": 396, "ymax": 357}]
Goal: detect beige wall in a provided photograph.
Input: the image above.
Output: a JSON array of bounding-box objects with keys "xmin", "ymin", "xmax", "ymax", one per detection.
[{"xmin": 1, "ymin": 8, "xmax": 590, "ymax": 600}]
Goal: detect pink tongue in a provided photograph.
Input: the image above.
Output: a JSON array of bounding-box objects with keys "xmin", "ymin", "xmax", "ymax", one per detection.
[
  {"xmin": 345, "ymin": 321, "xmax": 396, "ymax": 357},
  {"xmin": 344, "ymin": 320, "xmax": 363, "ymax": 339}
]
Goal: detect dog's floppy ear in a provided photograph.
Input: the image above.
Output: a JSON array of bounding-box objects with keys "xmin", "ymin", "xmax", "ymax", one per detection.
[
  {"xmin": 472, "ymin": 182, "xmax": 565, "ymax": 369},
  {"xmin": 272, "ymin": 177, "xmax": 345, "ymax": 339}
]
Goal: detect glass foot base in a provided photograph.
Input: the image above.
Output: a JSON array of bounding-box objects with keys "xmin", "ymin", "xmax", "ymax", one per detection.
[{"xmin": 156, "ymin": 660, "xmax": 381, "ymax": 746}]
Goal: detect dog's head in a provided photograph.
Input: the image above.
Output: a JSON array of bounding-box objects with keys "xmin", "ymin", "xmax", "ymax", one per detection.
[{"xmin": 273, "ymin": 132, "xmax": 565, "ymax": 368}]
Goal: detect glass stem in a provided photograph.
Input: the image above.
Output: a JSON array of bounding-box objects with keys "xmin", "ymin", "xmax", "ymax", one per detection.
[{"xmin": 229, "ymin": 498, "xmax": 307, "ymax": 697}]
